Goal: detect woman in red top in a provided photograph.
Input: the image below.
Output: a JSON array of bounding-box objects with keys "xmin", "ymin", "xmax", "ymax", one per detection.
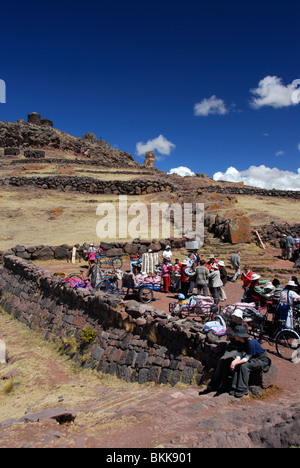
[
  {"xmin": 180, "ymin": 262, "xmax": 195, "ymax": 298},
  {"xmin": 241, "ymin": 266, "xmax": 253, "ymax": 301},
  {"xmin": 241, "ymin": 266, "xmax": 253, "ymax": 287}
]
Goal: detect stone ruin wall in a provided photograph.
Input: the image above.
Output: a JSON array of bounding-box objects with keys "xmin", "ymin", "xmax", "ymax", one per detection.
[
  {"xmin": 0, "ymin": 176, "xmax": 174, "ymax": 196},
  {"xmin": 0, "ymin": 255, "xmax": 226, "ymax": 386}
]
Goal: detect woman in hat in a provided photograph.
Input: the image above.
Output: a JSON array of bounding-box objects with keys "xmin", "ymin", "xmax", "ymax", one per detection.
[
  {"xmin": 277, "ymin": 279, "xmax": 300, "ymax": 328},
  {"xmin": 206, "ymin": 325, "xmax": 271, "ymax": 398},
  {"xmin": 246, "ymin": 274, "xmax": 269, "ymax": 305},
  {"xmin": 180, "ymin": 261, "xmax": 195, "ymax": 298},
  {"xmin": 226, "ymin": 309, "xmax": 249, "ymax": 336},
  {"xmin": 278, "ymin": 280, "xmax": 300, "ymax": 306},
  {"xmin": 162, "ymin": 245, "xmax": 172, "ymax": 264}
]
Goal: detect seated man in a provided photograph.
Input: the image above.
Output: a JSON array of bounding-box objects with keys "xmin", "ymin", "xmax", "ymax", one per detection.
[{"xmin": 204, "ymin": 325, "xmax": 271, "ymax": 398}]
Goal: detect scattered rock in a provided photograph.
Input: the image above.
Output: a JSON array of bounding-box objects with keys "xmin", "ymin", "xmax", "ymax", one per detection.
[{"xmin": 248, "ymin": 407, "xmax": 300, "ymax": 448}]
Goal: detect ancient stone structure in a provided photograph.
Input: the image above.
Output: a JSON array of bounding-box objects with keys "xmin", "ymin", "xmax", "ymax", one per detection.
[
  {"xmin": 3, "ymin": 147, "xmax": 20, "ymax": 156},
  {"xmin": 27, "ymin": 112, "xmax": 53, "ymax": 128},
  {"xmin": 40, "ymin": 118, "xmax": 54, "ymax": 128},
  {"xmin": 27, "ymin": 112, "xmax": 41, "ymax": 125},
  {"xmin": 23, "ymin": 150, "xmax": 45, "ymax": 159},
  {"xmin": 144, "ymin": 151, "xmax": 155, "ymax": 168}
]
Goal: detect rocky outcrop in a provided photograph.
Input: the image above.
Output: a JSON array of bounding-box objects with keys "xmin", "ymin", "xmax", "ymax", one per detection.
[
  {"xmin": 0, "ymin": 120, "xmax": 137, "ymax": 167},
  {"xmin": 255, "ymin": 221, "xmax": 300, "ymax": 248},
  {"xmin": 206, "ymin": 213, "xmax": 252, "ymax": 244},
  {"xmin": 248, "ymin": 406, "xmax": 300, "ymax": 448}
]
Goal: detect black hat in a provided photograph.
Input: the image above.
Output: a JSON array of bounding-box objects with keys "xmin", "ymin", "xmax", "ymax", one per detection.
[{"xmin": 231, "ymin": 325, "xmax": 250, "ymax": 339}]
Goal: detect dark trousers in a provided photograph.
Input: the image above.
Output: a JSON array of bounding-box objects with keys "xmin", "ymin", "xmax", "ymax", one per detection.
[
  {"xmin": 231, "ymin": 353, "xmax": 271, "ymax": 393},
  {"xmin": 211, "ymin": 350, "xmax": 270, "ymax": 393},
  {"xmin": 197, "ymin": 284, "xmax": 208, "ymax": 296},
  {"xmin": 209, "ymin": 286, "xmax": 220, "ymax": 305},
  {"xmin": 211, "ymin": 349, "xmax": 240, "ymax": 391},
  {"xmin": 181, "ymin": 282, "xmax": 189, "ymax": 298}
]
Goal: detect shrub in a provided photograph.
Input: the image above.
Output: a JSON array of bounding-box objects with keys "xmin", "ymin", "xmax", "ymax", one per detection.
[{"xmin": 81, "ymin": 326, "xmax": 97, "ymax": 346}]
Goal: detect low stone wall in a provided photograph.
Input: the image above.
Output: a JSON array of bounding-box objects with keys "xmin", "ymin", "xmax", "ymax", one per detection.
[
  {"xmin": 0, "ymin": 176, "xmax": 175, "ymax": 195},
  {"xmin": 1, "ymin": 238, "xmax": 187, "ymax": 263},
  {"xmin": 0, "ymin": 255, "xmax": 225, "ymax": 386},
  {"xmin": 202, "ymin": 184, "xmax": 300, "ymax": 200}
]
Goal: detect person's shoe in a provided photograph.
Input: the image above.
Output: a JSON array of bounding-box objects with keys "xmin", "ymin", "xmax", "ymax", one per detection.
[
  {"xmin": 199, "ymin": 385, "xmax": 215, "ymax": 395},
  {"xmin": 234, "ymin": 390, "xmax": 249, "ymax": 398}
]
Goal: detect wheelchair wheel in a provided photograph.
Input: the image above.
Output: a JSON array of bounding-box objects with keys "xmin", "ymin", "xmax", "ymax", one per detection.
[
  {"xmin": 276, "ymin": 329, "xmax": 300, "ymax": 361},
  {"xmin": 139, "ymin": 286, "xmax": 153, "ymax": 303}
]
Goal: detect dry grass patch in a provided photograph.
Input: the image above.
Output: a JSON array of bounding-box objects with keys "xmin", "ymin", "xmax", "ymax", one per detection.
[
  {"xmin": 234, "ymin": 195, "xmax": 300, "ymax": 224},
  {"xmin": 0, "ymin": 186, "xmax": 175, "ymax": 250}
]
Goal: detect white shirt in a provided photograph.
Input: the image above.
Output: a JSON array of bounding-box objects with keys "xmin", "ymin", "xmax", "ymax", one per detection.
[
  {"xmin": 279, "ymin": 289, "xmax": 300, "ymax": 305},
  {"xmin": 163, "ymin": 250, "xmax": 172, "ymax": 261}
]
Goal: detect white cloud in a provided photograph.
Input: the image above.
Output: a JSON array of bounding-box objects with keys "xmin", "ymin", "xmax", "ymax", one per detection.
[
  {"xmin": 213, "ymin": 165, "xmax": 300, "ymax": 191},
  {"xmin": 194, "ymin": 95, "xmax": 228, "ymax": 116},
  {"xmin": 297, "ymin": 143, "xmax": 300, "ymax": 151},
  {"xmin": 136, "ymin": 134, "xmax": 175, "ymax": 156},
  {"xmin": 250, "ymin": 76, "xmax": 298, "ymax": 109},
  {"xmin": 168, "ymin": 166, "xmax": 195, "ymax": 177},
  {"xmin": 275, "ymin": 150, "xmax": 285, "ymax": 157}
]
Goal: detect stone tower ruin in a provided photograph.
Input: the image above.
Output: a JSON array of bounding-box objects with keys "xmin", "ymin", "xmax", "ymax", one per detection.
[
  {"xmin": 27, "ymin": 112, "xmax": 53, "ymax": 128},
  {"xmin": 27, "ymin": 112, "xmax": 41, "ymax": 125},
  {"xmin": 144, "ymin": 151, "xmax": 155, "ymax": 167}
]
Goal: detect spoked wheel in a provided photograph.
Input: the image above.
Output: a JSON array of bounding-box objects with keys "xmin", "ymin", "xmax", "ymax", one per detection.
[
  {"xmin": 276, "ymin": 329, "xmax": 300, "ymax": 361},
  {"xmin": 68, "ymin": 272, "xmax": 84, "ymax": 280},
  {"xmin": 139, "ymin": 286, "xmax": 153, "ymax": 303},
  {"xmin": 112, "ymin": 257, "xmax": 123, "ymax": 269},
  {"xmin": 106, "ymin": 281, "xmax": 120, "ymax": 295}
]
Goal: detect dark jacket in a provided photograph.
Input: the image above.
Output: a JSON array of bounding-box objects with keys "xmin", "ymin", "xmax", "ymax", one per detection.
[{"xmin": 219, "ymin": 266, "xmax": 228, "ymax": 285}]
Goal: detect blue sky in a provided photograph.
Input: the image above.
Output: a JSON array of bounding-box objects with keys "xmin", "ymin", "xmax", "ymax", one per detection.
[{"xmin": 1, "ymin": 0, "xmax": 300, "ymax": 189}]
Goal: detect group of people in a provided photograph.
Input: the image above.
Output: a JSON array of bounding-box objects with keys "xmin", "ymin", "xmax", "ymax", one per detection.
[
  {"xmin": 280, "ymin": 234, "xmax": 300, "ymax": 261},
  {"xmin": 240, "ymin": 263, "xmax": 300, "ymax": 307},
  {"xmin": 161, "ymin": 246, "xmax": 228, "ymax": 305}
]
